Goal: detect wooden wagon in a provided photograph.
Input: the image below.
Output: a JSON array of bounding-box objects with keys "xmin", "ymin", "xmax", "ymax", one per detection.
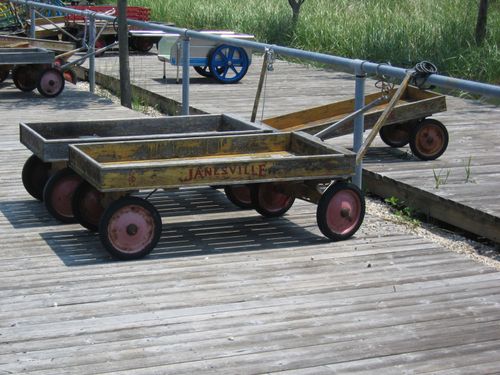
[
  {"xmin": 19, "ymin": 114, "xmax": 272, "ymax": 223},
  {"xmin": 67, "ymin": 132, "xmax": 364, "ymax": 260},
  {"xmin": 63, "ymin": 5, "xmax": 162, "ymax": 55},
  {"xmin": 157, "ymin": 31, "xmax": 254, "ymax": 83},
  {"xmin": 263, "ymin": 86, "xmax": 448, "ymax": 160},
  {"xmin": 0, "ymin": 35, "xmax": 76, "ymax": 53},
  {"xmin": 0, "ymin": 47, "xmax": 65, "ymax": 97}
]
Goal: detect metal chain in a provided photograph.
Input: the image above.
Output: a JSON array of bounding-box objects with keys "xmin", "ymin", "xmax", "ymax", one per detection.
[
  {"xmin": 374, "ymin": 62, "xmax": 394, "ymax": 96},
  {"xmin": 375, "ymin": 77, "xmax": 394, "ymax": 96}
]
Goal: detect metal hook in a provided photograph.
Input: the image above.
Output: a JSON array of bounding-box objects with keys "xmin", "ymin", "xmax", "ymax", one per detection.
[{"xmin": 265, "ymin": 47, "xmax": 275, "ymax": 72}]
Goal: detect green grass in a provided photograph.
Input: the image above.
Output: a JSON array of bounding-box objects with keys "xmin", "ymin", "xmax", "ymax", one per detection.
[{"xmin": 123, "ymin": 0, "xmax": 500, "ymax": 83}]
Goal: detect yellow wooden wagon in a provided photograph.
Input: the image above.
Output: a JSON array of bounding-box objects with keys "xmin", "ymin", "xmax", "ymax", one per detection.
[
  {"xmin": 263, "ymin": 86, "xmax": 448, "ymax": 161},
  {"xmin": 68, "ymin": 132, "xmax": 364, "ymax": 260}
]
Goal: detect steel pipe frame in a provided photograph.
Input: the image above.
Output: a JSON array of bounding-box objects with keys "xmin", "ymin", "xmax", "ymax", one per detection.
[
  {"xmin": 181, "ymin": 35, "xmax": 190, "ymax": 115},
  {"xmin": 15, "ymin": 0, "xmax": 500, "ymax": 187},
  {"xmin": 87, "ymin": 11, "xmax": 95, "ymax": 93},
  {"xmin": 29, "ymin": 6, "xmax": 36, "ymax": 38}
]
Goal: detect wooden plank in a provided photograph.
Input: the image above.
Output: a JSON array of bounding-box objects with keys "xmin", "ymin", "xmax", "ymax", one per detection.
[
  {"xmin": 363, "ymin": 170, "xmax": 500, "ymax": 242},
  {"xmin": 10, "ymin": 320, "xmax": 500, "ymax": 375},
  {"xmin": 68, "ymin": 133, "xmax": 355, "ymax": 191},
  {"xmin": 262, "ymin": 85, "xmax": 446, "ymax": 138},
  {"xmin": 0, "ymin": 55, "xmax": 498, "ymax": 374},
  {"xmin": 19, "ymin": 114, "xmax": 269, "ymax": 162}
]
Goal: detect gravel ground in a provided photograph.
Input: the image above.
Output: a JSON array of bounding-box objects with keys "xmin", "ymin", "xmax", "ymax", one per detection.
[
  {"xmin": 79, "ymin": 82, "xmax": 165, "ymax": 117},
  {"xmin": 366, "ymin": 197, "xmax": 500, "ymax": 270},
  {"xmin": 77, "ymin": 81, "xmax": 500, "ymax": 270}
]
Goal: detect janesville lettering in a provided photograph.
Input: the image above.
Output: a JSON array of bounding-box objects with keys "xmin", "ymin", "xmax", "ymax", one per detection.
[{"xmin": 180, "ymin": 164, "xmax": 267, "ymax": 182}]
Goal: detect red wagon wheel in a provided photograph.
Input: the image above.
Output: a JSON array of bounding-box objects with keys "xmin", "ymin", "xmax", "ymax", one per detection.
[
  {"xmin": 37, "ymin": 68, "xmax": 65, "ymax": 98},
  {"xmin": 63, "ymin": 69, "xmax": 78, "ymax": 84},
  {"xmin": 12, "ymin": 65, "xmax": 40, "ymax": 92},
  {"xmin": 99, "ymin": 196, "xmax": 162, "ymax": 260},
  {"xmin": 251, "ymin": 183, "xmax": 295, "ymax": 217},
  {"xmin": 316, "ymin": 182, "xmax": 365, "ymax": 241},
  {"xmin": 72, "ymin": 181, "xmax": 106, "ymax": 232},
  {"xmin": 94, "ymin": 38, "xmax": 108, "ymax": 57},
  {"xmin": 21, "ymin": 154, "xmax": 52, "ymax": 201},
  {"xmin": 379, "ymin": 122, "xmax": 411, "ymax": 148},
  {"xmin": 409, "ymin": 119, "xmax": 448, "ymax": 160},
  {"xmin": 43, "ymin": 168, "xmax": 82, "ymax": 223},
  {"xmin": 224, "ymin": 185, "xmax": 253, "ymax": 209}
]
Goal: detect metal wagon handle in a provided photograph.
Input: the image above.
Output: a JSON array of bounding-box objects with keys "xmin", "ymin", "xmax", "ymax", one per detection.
[{"xmin": 355, "ymin": 71, "xmax": 413, "ymax": 164}]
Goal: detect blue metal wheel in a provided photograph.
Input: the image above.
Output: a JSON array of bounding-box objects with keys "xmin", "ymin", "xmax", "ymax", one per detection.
[{"xmin": 209, "ymin": 44, "xmax": 249, "ymax": 83}]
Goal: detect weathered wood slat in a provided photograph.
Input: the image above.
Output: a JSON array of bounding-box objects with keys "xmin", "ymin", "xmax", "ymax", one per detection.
[
  {"xmin": 3, "ymin": 316, "xmax": 500, "ymax": 374},
  {"xmin": 78, "ymin": 53, "xmax": 500, "ymax": 243},
  {"xmin": 0, "ymin": 54, "xmax": 498, "ymax": 374}
]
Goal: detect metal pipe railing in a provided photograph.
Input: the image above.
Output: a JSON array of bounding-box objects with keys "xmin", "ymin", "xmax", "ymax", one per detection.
[
  {"xmin": 12, "ymin": 0, "xmax": 500, "ymax": 187},
  {"xmin": 13, "ymin": 0, "xmax": 500, "ymax": 98},
  {"xmin": 87, "ymin": 13, "xmax": 95, "ymax": 93}
]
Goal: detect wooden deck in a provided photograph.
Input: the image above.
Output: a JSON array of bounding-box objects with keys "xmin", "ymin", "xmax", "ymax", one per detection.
[
  {"xmin": 78, "ymin": 51, "xmax": 500, "ymax": 243},
  {"xmin": 0, "ymin": 60, "xmax": 499, "ymax": 374}
]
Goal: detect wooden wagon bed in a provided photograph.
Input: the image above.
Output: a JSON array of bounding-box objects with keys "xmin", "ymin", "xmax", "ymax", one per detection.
[{"xmin": 263, "ymin": 86, "xmax": 446, "ymax": 137}]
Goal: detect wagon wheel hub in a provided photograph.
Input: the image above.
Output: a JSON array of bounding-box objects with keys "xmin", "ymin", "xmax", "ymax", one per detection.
[
  {"xmin": 423, "ymin": 132, "xmax": 434, "ymax": 144},
  {"xmin": 126, "ymin": 224, "xmax": 138, "ymax": 236},
  {"xmin": 340, "ymin": 207, "xmax": 352, "ymax": 221}
]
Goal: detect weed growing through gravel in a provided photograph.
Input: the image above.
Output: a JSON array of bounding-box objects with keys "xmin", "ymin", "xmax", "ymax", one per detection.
[{"xmin": 384, "ymin": 196, "xmax": 421, "ymax": 227}]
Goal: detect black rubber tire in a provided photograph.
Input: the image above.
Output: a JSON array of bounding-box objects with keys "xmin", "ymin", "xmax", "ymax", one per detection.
[
  {"xmin": 379, "ymin": 122, "xmax": 411, "ymax": 148},
  {"xmin": 21, "ymin": 154, "xmax": 52, "ymax": 201},
  {"xmin": 316, "ymin": 182, "xmax": 365, "ymax": 241},
  {"xmin": 250, "ymin": 183, "xmax": 295, "ymax": 218},
  {"xmin": 130, "ymin": 37, "xmax": 154, "ymax": 53},
  {"xmin": 43, "ymin": 168, "xmax": 82, "ymax": 223},
  {"xmin": 224, "ymin": 185, "xmax": 253, "ymax": 209},
  {"xmin": 99, "ymin": 196, "xmax": 162, "ymax": 260},
  {"xmin": 0, "ymin": 66, "xmax": 10, "ymax": 83},
  {"xmin": 72, "ymin": 181, "xmax": 105, "ymax": 232},
  {"xmin": 409, "ymin": 119, "xmax": 449, "ymax": 161},
  {"xmin": 37, "ymin": 68, "xmax": 65, "ymax": 98},
  {"xmin": 193, "ymin": 66, "xmax": 213, "ymax": 78},
  {"xmin": 12, "ymin": 65, "xmax": 40, "ymax": 92}
]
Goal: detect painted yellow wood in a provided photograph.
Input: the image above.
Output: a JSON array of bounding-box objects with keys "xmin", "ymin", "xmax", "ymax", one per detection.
[
  {"xmin": 98, "ymin": 158, "xmax": 352, "ymax": 191},
  {"xmin": 263, "ymin": 91, "xmax": 386, "ymax": 129},
  {"xmin": 262, "ymin": 86, "xmax": 446, "ymax": 138},
  {"xmin": 69, "ymin": 132, "xmax": 355, "ymax": 192},
  {"xmin": 76, "ymin": 133, "xmax": 291, "ymax": 163},
  {"xmin": 100, "ymin": 151, "xmax": 295, "ymax": 165}
]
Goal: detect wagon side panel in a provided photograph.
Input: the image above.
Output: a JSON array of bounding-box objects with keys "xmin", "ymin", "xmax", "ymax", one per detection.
[{"xmin": 97, "ymin": 155, "xmax": 355, "ymax": 192}]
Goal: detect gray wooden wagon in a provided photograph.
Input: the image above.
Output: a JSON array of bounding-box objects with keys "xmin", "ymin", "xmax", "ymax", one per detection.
[
  {"xmin": 19, "ymin": 114, "xmax": 271, "ymax": 223},
  {"xmin": 0, "ymin": 47, "xmax": 65, "ymax": 97}
]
